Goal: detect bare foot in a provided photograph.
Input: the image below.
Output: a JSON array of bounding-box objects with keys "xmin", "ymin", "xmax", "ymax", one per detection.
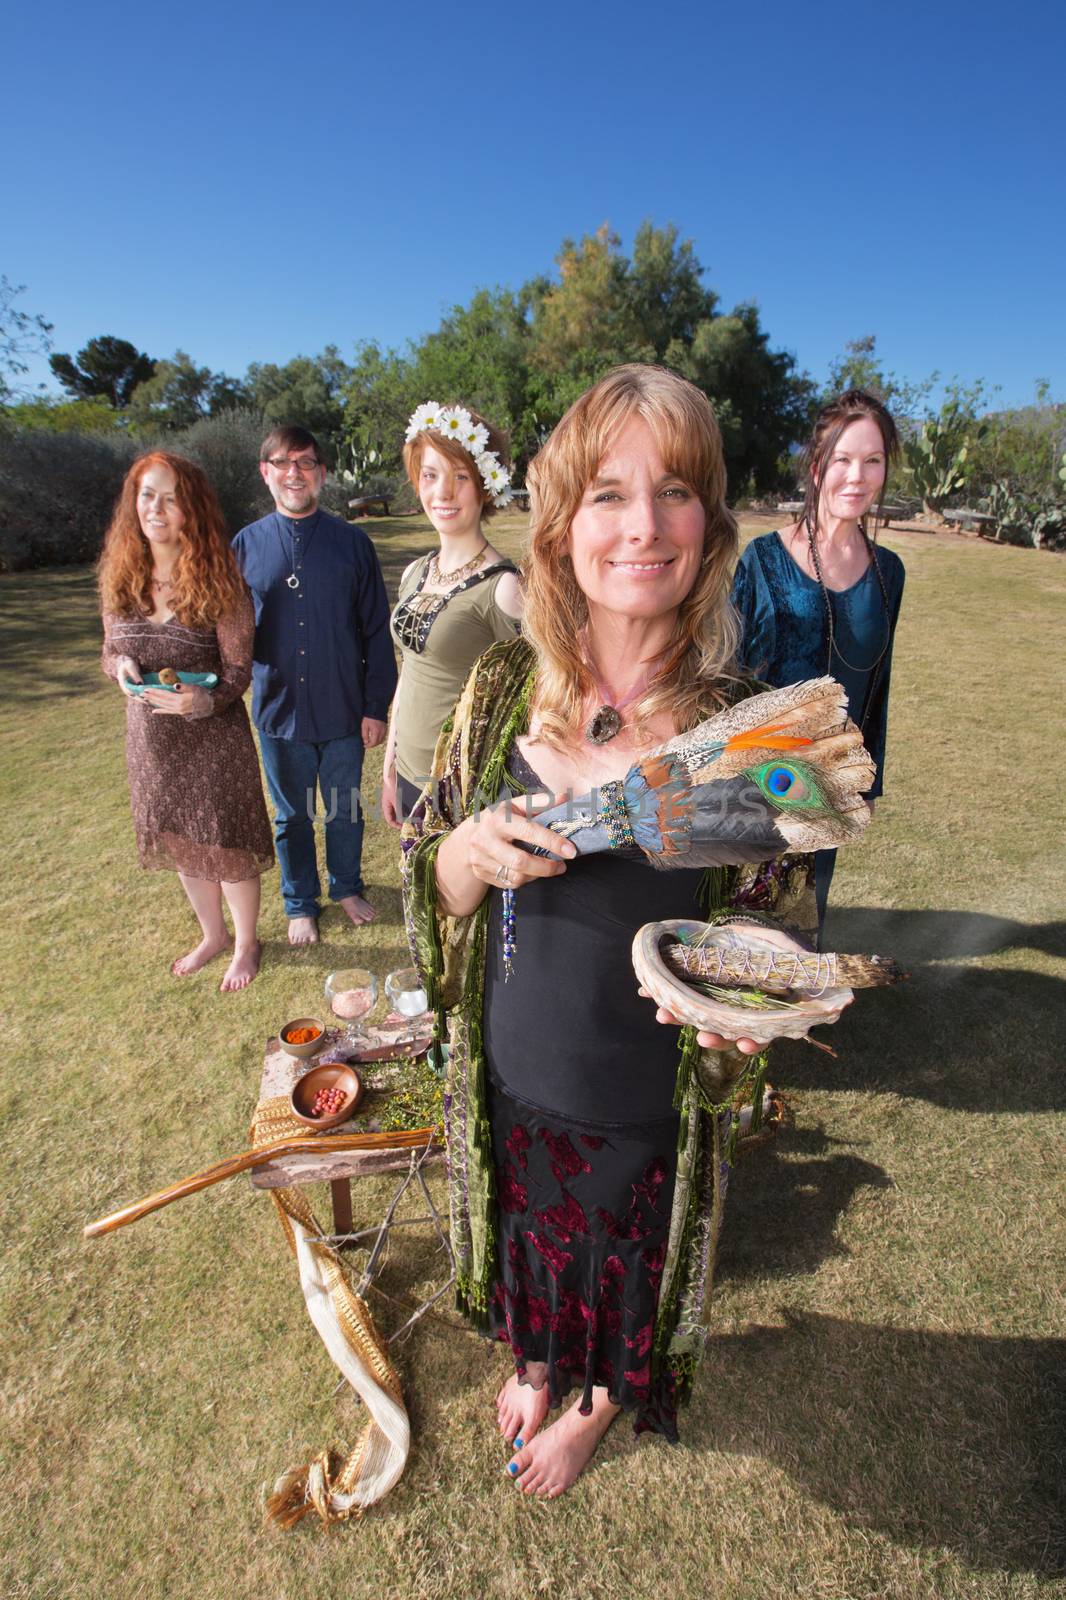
[
  {"xmin": 337, "ymin": 893, "xmax": 376, "ymax": 927},
  {"xmin": 287, "ymin": 916, "xmax": 319, "ymax": 946},
  {"xmin": 496, "ymin": 1372, "xmax": 551, "ymax": 1448},
  {"xmin": 220, "ymin": 941, "xmax": 261, "ymax": 993},
  {"xmin": 171, "ymin": 933, "xmax": 232, "ymax": 976},
  {"xmin": 507, "ymin": 1390, "xmax": 619, "ymax": 1498}
]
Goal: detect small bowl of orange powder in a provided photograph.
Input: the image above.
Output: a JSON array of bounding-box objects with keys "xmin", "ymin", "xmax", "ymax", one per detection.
[{"xmin": 278, "ymin": 1017, "xmax": 327, "ymax": 1060}]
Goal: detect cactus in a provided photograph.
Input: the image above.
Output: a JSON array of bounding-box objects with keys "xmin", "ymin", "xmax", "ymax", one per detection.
[
  {"xmin": 338, "ymin": 425, "xmax": 383, "ymax": 494},
  {"xmin": 902, "ymin": 397, "xmax": 985, "ymax": 516},
  {"xmin": 903, "ymin": 420, "xmax": 970, "ymax": 515},
  {"xmin": 980, "ymin": 476, "xmax": 1066, "ymax": 549}
]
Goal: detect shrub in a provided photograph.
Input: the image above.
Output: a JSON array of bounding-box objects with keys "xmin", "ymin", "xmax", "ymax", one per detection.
[
  {"xmin": 318, "ymin": 470, "xmax": 407, "ymax": 519},
  {"xmin": 166, "ymin": 408, "xmax": 271, "ymax": 535},
  {"xmin": 978, "ymin": 478, "xmax": 1066, "ymax": 550},
  {"xmin": 966, "ymin": 398, "xmax": 1066, "ymax": 503},
  {"xmin": 0, "ymin": 427, "xmax": 135, "ymax": 570}
]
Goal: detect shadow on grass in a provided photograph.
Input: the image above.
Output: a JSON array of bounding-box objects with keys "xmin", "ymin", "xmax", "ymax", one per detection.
[
  {"xmin": 772, "ymin": 907, "xmax": 1066, "ymax": 1114},
  {"xmin": 0, "ymin": 530, "xmax": 442, "ymax": 707},
  {"xmin": 702, "ymin": 1308, "xmax": 1066, "ymax": 1576},
  {"xmin": 2, "ymin": 511, "xmax": 516, "ymax": 720},
  {"xmin": 827, "ymin": 905, "xmax": 1066, "ymax": 965},
  {"xmin": 0, "ymin": 566, "xmax": 103, "ymax": 699},
  {"xmin": 718, "ymin": 1124, "xmax": 890, "ymax": 1282}
]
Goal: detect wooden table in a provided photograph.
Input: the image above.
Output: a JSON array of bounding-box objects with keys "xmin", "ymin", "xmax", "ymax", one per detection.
[{"xmin": 252, "ymin": 1025, "xmax": 453, "ymax": 1338}]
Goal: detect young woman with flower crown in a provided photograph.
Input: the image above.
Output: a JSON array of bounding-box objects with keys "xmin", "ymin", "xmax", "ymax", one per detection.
[{"xmin": 382, "ymin": 404, "xmax": 523, "ymax": 826}]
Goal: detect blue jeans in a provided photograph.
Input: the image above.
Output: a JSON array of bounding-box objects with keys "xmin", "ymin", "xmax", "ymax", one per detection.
[{"xmin": 258, "ymin": 732, "xmax": 366, "ymax": 919}]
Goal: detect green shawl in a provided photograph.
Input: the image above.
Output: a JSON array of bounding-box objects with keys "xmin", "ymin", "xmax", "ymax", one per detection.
[{"xmin": 401, "ymin": 637, "xmax": 815, "ymax": 1397}]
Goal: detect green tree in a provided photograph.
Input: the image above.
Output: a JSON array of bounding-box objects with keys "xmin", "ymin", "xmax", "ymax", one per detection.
[
  {"xmin": 627, "ymin": 220, "xmax": 717, "ymax": 353},
  {"xmin": 966, "ymin": 383, "xmax": 1066, "ymax": 500},
  {"xmin": 2, "ymin": 394, "xmax": 122, "ymax": 433},
  {"xmin": 408, "ymin": 288, "xmax": 548, "ymax": 466},
  {"xmin": 207, "ymin": 373, "xmax": 251, "ymax": 414},
  {"xmin": 669, "ymin": 304, "xmax": 815, "ymax": 493},
  {"xmin": 527, "ymin": 222, "xmax": 814, "ymax": 492},
  {"xmin": 243, "ymin": 348, "xmax": 350, "ymax": 456},
  {"xmin": 532, "ymin": 225, "xmax": 644, "ymax": 383},
  {"xmin": 126, "ymin": 351, "xmax": 215, "ymax": 432},
  {"xmin": 0, "ymin": 278, "xmax": 53, "ymax": 402},
  {"xmin": 49, "ymin": 335, "xmax": 154, "ymax": 407},
  {"xmin": 338, "ymin": 222, "xmax": 818, "ymax": 495},
  {"xmin": 342, "ymin": 340, "xmax": 416, "ymax": 464},
  {"xmin": 825, "ymin": 335, "xmax": 934, "ymax": 419},
  {"xmin": 125, "ymin": 352, "xmax": 246, "ymax": 433},
  {"xmin": 340, "ymin": 288, "xmax": 545, "ymax": 480}
]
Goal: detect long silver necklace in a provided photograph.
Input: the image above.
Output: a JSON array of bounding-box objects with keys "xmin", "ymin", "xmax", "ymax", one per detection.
[
  {"xmin": 276, "ymin": 511, "xmax": 320, "ymax": 590},
  {"xmin": 805, "ymin": 521, "xmax": 891, "ymax": 675}
]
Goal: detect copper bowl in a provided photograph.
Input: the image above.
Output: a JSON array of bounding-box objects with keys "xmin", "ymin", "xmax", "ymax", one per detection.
[
  {"xmin": 290, "ymin": 1062, "xmax": 364, "ymax": 1129},
  {"xmin": 278, "ymin": 1016, "xmax": 327, "ymax": 1059}
]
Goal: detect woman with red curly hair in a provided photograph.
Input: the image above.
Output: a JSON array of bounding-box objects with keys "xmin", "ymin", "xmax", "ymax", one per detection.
[{"xmin": 100, "ymin": 451, "xmax": 273, "ymax": 990}]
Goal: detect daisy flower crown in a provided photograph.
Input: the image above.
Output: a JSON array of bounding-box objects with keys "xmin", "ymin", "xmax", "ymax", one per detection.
[{"xmin": 405, "ymin": 403, "xmax": 514, "ymax": 508}]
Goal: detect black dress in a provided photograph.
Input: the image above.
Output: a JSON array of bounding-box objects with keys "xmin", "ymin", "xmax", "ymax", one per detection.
[{"xmin": 482, "ymin": 748, "xmax": 705, "ymax": 1438}]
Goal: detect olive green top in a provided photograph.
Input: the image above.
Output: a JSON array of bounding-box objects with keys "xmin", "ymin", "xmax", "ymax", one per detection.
[{"xmin": 390, "ymin": 555, "xmax": 521, "ymax": 787}]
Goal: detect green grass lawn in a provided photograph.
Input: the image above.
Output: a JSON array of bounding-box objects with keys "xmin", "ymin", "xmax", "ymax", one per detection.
[{"xmin": 2, "ymin": 515, "xmax": 1064, "ymax": 1600}]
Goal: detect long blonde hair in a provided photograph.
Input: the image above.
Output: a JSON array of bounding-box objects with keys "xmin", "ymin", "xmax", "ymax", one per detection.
[{"xmin": 523, "ymin": 364, "xmax": 740, "ymax": 749}]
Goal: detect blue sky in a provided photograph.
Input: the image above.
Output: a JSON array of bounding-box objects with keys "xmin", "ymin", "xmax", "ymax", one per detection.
[{"xmin": 5, "ymin": 0, "xmax": 1063, "ymax": 409}]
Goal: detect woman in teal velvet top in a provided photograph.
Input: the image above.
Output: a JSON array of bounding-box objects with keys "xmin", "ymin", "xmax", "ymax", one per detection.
[{"xmin": 730, "ymin": 390, "xmax": 905, "ymax": 933}]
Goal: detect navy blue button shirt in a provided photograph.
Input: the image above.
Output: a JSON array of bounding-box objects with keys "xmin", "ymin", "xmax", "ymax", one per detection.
[{"xmin": 232, "ymin": 509, "xmax": 398, "ymax": 742}]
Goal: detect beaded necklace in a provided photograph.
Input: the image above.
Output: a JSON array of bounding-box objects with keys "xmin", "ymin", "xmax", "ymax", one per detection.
[
  {"xmin": 391, "ymin": 557, "xmax": 518, "ymax": 656},
  {"xmin": 804, "ymin": 520, "xmax": 891, "ymax": 676},
  {"xmin": 426, "ymin": 540, "xmax": 488, "ymax": 586}
]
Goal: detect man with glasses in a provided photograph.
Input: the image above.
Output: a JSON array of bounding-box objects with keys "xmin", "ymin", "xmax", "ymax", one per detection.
[{"xmin": 233, "ymin": 425, "xmax": 396, "ymax": 944}]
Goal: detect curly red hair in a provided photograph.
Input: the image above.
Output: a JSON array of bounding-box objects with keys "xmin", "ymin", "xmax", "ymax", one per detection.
[{"xmin": 98, "ymin": 451, "xmax": 246, "ymax": 626}]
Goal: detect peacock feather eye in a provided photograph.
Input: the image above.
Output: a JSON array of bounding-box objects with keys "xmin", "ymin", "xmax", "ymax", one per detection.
[{"xmin": 747, "ymin": 758, "xmax": 826, "ymax": 810}]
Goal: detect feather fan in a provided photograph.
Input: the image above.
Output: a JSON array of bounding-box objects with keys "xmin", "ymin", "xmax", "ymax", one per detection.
[{"xmin": 532, "ymin": 676, "xmax": 874, "ymax": 869}]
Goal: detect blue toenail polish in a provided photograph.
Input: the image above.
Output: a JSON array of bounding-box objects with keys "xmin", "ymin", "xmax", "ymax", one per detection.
[
  {"xmin": 513, "ymin": 1437, "xmax": 524, "ymax": 1449},
  {"xmin": 507, "ymin": 1462, "xmax": 518, "ymax": 1475}
]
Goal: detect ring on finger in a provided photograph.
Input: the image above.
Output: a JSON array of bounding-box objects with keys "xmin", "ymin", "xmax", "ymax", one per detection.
[{"xmin": 495, "ymin": 862, "xmax": 510, "ymax": 886}]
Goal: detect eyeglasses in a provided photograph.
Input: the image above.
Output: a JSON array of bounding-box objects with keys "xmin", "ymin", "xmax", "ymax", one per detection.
[{"xmin": 265, "ymin": 455, "xmax": 321, "ymax": 474}]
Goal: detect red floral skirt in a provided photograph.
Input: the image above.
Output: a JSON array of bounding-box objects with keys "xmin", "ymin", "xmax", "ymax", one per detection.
[{"xmin": 487, "ymin": 1077, "xmax": 680, "ymax": 1439}]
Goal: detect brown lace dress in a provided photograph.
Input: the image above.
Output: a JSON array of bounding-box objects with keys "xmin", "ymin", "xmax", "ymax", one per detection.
[{"xmin": 102, "ymin": 593, "xmax": 274, "ymax": 882}]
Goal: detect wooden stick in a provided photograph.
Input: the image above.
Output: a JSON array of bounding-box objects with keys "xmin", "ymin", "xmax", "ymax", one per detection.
[{"xmin": 83, "ymin": 1127, "xmax": 440, "ymax": 1240}]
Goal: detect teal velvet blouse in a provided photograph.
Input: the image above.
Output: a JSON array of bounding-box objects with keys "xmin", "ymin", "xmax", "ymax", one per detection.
[{"xmin": 730, "ymin": 531, "xmax": 905, "ymax": 800}]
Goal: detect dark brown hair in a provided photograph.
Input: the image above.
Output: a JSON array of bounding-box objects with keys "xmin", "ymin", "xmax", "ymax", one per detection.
[
  {"xmin": 259, "ymin": 425, "xmax": 326, "ymax": 466},
  {"xmin": 800, "ymin": 389, "xmax": 900, "ymax": 539},
  {"xmin": 403, "ymin": 407, "xmax": 511, "ymax": 521}
]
